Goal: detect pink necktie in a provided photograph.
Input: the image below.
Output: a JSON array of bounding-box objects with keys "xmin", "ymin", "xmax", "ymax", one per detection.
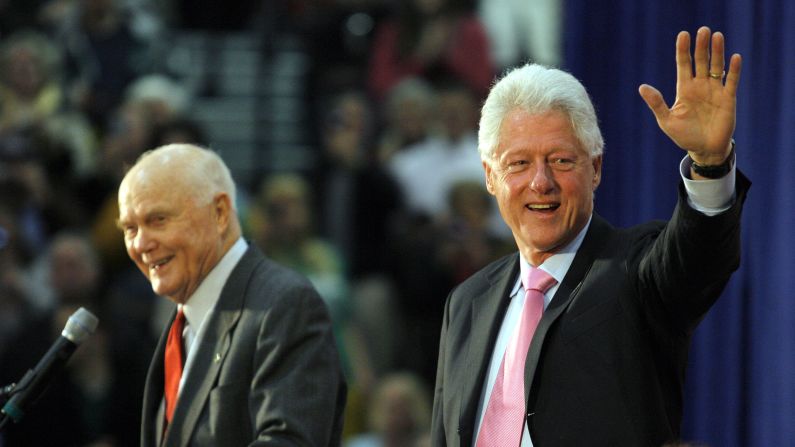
[
  {"xmin": 164, "ymin": 309, "xmax": 186, "ymax": 425},
  {"xmin": 476, "ymin": 266, "xmax": 557, "ymax": 446}
]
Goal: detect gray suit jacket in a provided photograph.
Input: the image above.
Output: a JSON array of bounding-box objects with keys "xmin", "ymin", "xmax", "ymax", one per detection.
[
  {"xmin": 432, "ymin": 174, "xmax": 750, "ymax": 446},
  {"xmin": 141, "ymin": 246, "xmax": 346, "ymax": 446}
]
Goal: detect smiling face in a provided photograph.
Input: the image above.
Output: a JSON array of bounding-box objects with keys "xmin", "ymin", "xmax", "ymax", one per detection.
[
  {"xmin": 483, "ymin": 108, "xmax": 602, "ymax": 266},
  {"xmin": 118, "ymin": 160, "xmax": 230, "ymax": 304}
]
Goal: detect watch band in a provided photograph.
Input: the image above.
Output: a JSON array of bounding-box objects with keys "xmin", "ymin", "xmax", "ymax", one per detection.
[{"xmin": 691, "ymin": 139, "xmax": 736, "ymax": 179}]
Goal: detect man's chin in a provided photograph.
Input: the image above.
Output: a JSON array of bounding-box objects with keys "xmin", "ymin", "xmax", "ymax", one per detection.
[
  {"xmin": 519, "ymin": 235, "xmax": 565, "ymax": 252},
  {"xmin": 516, "ymin": 237, "xmax": 569, "ymax": 261},
  {"xmin": 151, "ymin": 281, "xmax": 172, "ymax": 298}
]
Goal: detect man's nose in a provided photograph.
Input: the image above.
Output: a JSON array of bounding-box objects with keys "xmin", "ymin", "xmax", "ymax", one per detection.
[
  {"xmin": 132, "ymin": 228, "xmax": 155, "ymax": 254},
  {"xmin": 529, "ymin": 162, "xmax": 555, "ymax": 194}
]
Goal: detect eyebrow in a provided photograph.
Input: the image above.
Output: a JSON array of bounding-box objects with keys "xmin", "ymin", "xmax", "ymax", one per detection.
[{"xmin": 115, "ymin": 219, "xmax": 127, "ymax": 231}]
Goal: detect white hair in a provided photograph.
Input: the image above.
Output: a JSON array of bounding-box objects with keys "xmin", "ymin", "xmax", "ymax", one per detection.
[
  {"xmin": 134, "ymin": 144, "xmax": 237, "ymax": 210},
  {"xmin": 478, "ymin": 63, "xmax": 604, "ymax": 162}
]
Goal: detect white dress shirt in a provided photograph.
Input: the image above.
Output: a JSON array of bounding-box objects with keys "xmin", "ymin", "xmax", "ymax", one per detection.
[
  {"xmin": 155, "ymin": 237, "xmax": 248, "ymax": 442},
  {"xmin": 179, "ymin": 237, "xmax": 248, "ymax": 391},
  {"xmin": 473, "ymin": 155, "xmax": 736, "ymax": 446}
]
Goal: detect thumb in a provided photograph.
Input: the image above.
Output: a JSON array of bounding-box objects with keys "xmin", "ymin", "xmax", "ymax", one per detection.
[{"xmin": 638, "ymin": 84, "xmax": 670, "ymax": 122}]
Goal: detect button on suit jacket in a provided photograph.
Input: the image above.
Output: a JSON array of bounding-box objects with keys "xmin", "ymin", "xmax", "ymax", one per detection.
[
  {"xmin": 141, "ymin": 246, "xmax": 346, "ymax": 446},
  {"xmin": 431, "ymin": 173, "xmax": 750, "ymax": 446}
]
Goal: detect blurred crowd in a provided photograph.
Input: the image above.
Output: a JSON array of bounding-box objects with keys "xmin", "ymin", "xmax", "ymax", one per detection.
[{"xmin": 0, "ymin": 0, "xmax": 560, "ymax": 445}]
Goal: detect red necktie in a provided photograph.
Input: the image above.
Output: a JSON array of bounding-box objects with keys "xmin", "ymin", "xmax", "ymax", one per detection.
[
  {"xmin": 164, "ymin": 309, "xmax": 186, "ymax": 424},
  {"xmin": 476, "ymin": 266, "xmax": 556, "ymax": 446}
]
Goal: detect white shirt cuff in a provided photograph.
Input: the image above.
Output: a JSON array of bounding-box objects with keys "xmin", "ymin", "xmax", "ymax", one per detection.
[{"xmin": 679, "ymin": 154, "xmax": 736, "ymax": 216}]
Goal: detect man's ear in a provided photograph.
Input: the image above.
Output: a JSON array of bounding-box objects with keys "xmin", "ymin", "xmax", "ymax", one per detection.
[
  {"xmin": 482, "ymin": 160, "xmax": 496, "ymax": 195},
  {"xmin": 591, "ymin": 155, "xmax": 603, "ymax": 190},
  {"xmin": 213, "ymin": 193, "xmax": 233, "ymax": 233}
]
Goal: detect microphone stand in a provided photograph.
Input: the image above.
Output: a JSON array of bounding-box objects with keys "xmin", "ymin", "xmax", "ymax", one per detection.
[
  {"xmin": 1, "ymin": 367, "xmax": 41, "ymax": 431},
  {"xmin": 0, "ymin": 307, "xmax": 98, "ymax": 433},
  {"xmin": 0, "ymin": 382, "xmax": 15, "ymax": 400},
  {"xmin": 0, "ymin": 382, "xmax": 17, "ymax": 431}
]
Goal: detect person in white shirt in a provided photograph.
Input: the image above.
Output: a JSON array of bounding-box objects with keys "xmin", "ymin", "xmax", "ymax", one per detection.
[{"xmin": 431, "ymin": 26, "xmax": 749, "ymax": 446}]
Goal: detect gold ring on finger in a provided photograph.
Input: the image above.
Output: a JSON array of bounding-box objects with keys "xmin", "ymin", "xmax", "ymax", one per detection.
[{"xmin": 709, "ymin": 70, "xmax": 725, "ymax": 79}]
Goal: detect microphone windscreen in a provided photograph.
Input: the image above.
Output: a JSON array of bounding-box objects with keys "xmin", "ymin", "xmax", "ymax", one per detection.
[{"xmin": 62, "ymin": 307, "xmax": 99, "ymax": 345}]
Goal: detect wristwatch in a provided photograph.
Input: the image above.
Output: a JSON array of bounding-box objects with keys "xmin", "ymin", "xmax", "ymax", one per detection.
[{"xmin": 691, "ymin": 139, "xmax": 736, "ymax": 179}]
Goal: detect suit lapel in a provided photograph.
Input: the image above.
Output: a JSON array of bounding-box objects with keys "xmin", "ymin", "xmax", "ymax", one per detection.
[
  {"xmin": 164, "ymin": 247, "xmax": 262, "ymax": 446},
  {"xmin": 523, "ymin": 215, "xmax": 612, "ymax": 395},
  {"xmin": 458, "ymin": 254, "xmax": 520, "ymax": 441},
  {"xmin": 141, "ymin": 319, "xmax": 170, "ymax": 447}
]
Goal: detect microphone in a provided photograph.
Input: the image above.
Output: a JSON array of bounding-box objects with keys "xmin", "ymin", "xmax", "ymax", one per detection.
[{"xmin": 1, "ymin": 307, "xmax": 99, "ymax": 425}]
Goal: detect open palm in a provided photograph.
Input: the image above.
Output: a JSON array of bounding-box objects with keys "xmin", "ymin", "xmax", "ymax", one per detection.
[{"xmin": 639, "ymin": 27, "xmax": 742, "ymax": 165}]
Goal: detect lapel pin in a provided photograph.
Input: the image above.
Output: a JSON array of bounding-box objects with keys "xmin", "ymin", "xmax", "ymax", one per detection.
[{"xmin": 214, "ymin": 353, "xmax": 222, "ymax": 363}]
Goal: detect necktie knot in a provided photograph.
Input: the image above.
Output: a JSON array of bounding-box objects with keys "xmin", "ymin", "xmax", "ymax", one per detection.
[
  {"xmin": 172, "ymin": 309, "xmax": 186, "ymax": 336},
  {"xmin": 522, "ymin": 265, "xmax": 557, "ymax": 294}
]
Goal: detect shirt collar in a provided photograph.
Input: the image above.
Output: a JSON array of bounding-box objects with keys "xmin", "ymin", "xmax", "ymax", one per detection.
[
  {"xmin": 510, "ymin": 215, "xmax": 593, "ymax": 298},
  {"xmin": 180, "ymin": 238, "xmax": 248, "ymax": 329}
]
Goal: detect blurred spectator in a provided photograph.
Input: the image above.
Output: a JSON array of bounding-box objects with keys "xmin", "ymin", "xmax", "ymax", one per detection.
[
  {"xmin": 0, "ymin": 266, "xmax": 31, "ymax": 356},
  {"xmin": 0, "ymin": 138, "xmax": 48, "ymax": 261},
  {"xmin": 0, "ymin": 30, "xmax": 64, "ymax": 135},
  {"xmin": 252, "ymin": 172, "xmax": 349, "ymax": 320},
  {"xmin": 124, "ymin": 74, "xmax": 191, "ymax": 127},
  {"xmin": 434, "ymin": 180, "xmax": 513, "ymax": 284},
  {"xmin": 309, "ymin": 90, "xmax": 406, "ymax": 436},
  {"xmin": 0, "ymin": 29, "xmax": 98, "ymax": 178},
  {"xmin": 0, "ymin": 129, "xmax": 91, "ymax": 265},
  {"xmin": 314, "ymin": 90, "xmax": 403, "ymax": 279},
  {"xmin": 477, "ymin": 0, "xmax": 562, "ymax": 69},
  {"xmin": 345, "ymin": 372, "xmax": 432, "ymax": 447},
  {"xmin": 367, "ymin": 0, "xmax": 494, "ymax": 100},
  {"xmin": 98, "ymin": 72, "xmax": 194, "ymax": 183},
  {"xmin": 39, "ymin": 108, "xmax": 99, "ymax": 178},
  {"xmin": 299, "ymin": 0, "xmax": 390, "ymax": 95},
  {"xmin": 53, "ymin": 0, "xmax": 153, "ymax": 131},
  {"xmin": 0, "ymin": 204, "xmax": 36, "ymax": 355},
  {"xmin": 387, "ymin": 181, "xmax": 510, "ymax": 386},
  {"xmin": 341, "ymin": 275, "xmax": 406, "ymax": 438},
  {"xmin": 377, "ymin": 77, "xmax": 436, "ymax": 162},
  {"xmin": 380, "ymin": 84, "xmax": 487, "ymax": 385},
  {"xmin": 0, "ymin": 232, "xmax": 146, "ymax": 447},
  {"xmin": 386, "ymin": 83, "xmax": 484, "ymax": 220}
]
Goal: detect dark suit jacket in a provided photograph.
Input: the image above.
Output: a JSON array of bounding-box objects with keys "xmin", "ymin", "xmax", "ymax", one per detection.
[
  {"xmin": 431, "ymin": 174, "xmax": 750, "ymax": 447},
  {"xmin": 141, "ymin": 246, "xmax": 346, "ymax": 446}
]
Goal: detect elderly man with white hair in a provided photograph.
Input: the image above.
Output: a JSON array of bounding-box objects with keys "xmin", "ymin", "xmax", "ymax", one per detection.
[
  {"xmin": 432, "ymin": 26, "xmax": 750, "ymax": 446},
  {"xmin": 117, "ymin": 144, "xmax": 346, "ymax": 446}
]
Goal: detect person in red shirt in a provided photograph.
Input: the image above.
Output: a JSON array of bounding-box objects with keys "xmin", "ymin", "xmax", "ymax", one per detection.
[{"xmin": 368, "ymin": 0, "xmax": 495, "ymax": 100}]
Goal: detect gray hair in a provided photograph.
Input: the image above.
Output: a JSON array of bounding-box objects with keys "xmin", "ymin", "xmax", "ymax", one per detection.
[
  {"xmin": 478, "ymin": 63, "xmax": 604, "ymax": 162},
  {"xmin": 134, "ymin": 144, "xmax": 237, "ymax": 210}
]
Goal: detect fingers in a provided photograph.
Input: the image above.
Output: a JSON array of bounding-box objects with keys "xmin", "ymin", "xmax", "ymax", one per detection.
[
  {"xmin": 725, "ymin": 53, "xmax": 742, "ymax": 96},
  {"xmin": 679, "ymin": 26, "xmax": 738, "ymax": 86},
  {"xmin": 709, "ymin": 32, "xmax": 726, "ymax": 80},
  {"xmin": 638, "ymin": 84, "xmax": 669, "ymax": 121},
  {"xmin": 693, "ymin": 26, "xmax": 711, "ymax": 78},
  {"xmin": 675, "ymin": 31, "xmax": 692, "ymax": 85}
]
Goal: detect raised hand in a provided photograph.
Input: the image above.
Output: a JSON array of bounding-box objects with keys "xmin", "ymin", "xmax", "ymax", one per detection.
[{"xmin": 639, "ymin": 26, "xmax": 742, "ymax": 166}]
